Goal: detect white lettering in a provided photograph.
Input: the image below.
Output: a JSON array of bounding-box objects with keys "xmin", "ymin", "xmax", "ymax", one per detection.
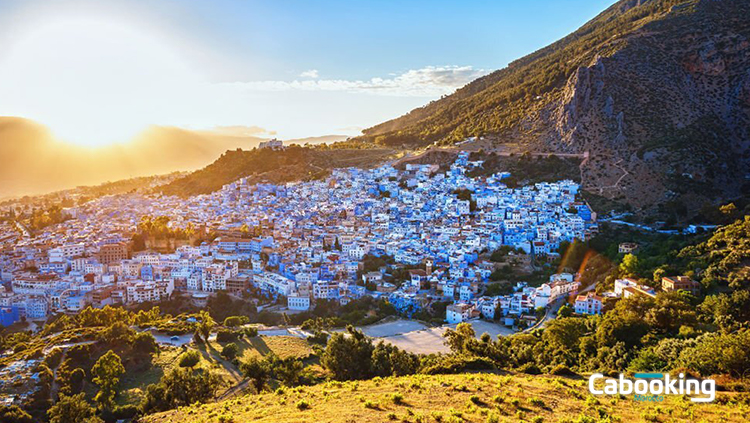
[
  {"xmin": 634, "ymin": 380, "xmax": 648, "ymax": 395},
  {"xmin": 589, "ymin": 373, "xmax": 604, "ymax": 395}
]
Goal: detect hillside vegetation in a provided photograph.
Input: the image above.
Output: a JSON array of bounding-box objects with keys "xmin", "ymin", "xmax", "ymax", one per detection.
[
  {"xmin": 158, "ymin": 146, "xmax": 396, "ymax": 197},
  {"xmin": 360, "ymin": 0, "xmax": 683, "ymax": 146}
]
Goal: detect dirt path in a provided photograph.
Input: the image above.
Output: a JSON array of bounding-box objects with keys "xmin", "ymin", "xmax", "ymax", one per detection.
[{"xmin": 49, "ymin": 348, "xmax": 68, "ymax": 402}]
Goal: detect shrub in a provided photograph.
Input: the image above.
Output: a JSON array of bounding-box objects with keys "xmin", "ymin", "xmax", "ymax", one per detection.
[
  {"xmin": 223, "ymin": 316, "xmax": 248, "ymax": 327},
  {"xmin": 519, "ymin": 362, "xmax": 541, "ymax": 375},
  {"xmin": 245, "ymin": 327, "xmax": 259, "ymax": 338},
  {"xmin": 178, "ymin": 350, "xmax": 201, "ymax": 368},
  {"xmin": 363, "ymin": 400, "xmax": 380, "ymax": 409},
  {"xmin": 420, "ymin": 355, "xmax": 495, "ymax": 375},
  {"xmin": 469, "ymin": 394, "xmax": 482, "ymax": 405},
  {"xmin": 529, "ymin": 397, "xmax": 545, "ymax": 407},
  {"xmin": 112, "ymin": 404, "xmax": 139, "ymax": 419},
  {"xmin": 549, "ymin": 364, "xmax": 577, "ymax": 376},
  {"xmin": 240, "ymin": 356, "xmax": 271, "ymax": 393},
  {"xmin": 216, "ymin": 329, "xmax": 239, "ymax": 343},
  {"xmin": 221, "ymin": 343, "xmax": 240, "ymax": 360},
  {"xmin": 391, "ymin": 392, "xmax": 404, "ymax": 405},
  {"xmin": 296, "ymin": 400, "xmax": 310, "ymax": 410}
]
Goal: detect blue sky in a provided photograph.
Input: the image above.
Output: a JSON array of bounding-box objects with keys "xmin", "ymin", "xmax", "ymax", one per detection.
[{"xmin": 0, "ymin": 0, "xmax": 615, "ymax": 144}]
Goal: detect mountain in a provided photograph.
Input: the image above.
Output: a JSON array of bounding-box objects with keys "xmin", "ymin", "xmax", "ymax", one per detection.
[
  {"xmin": 0, "ymin": 118, "xmax": 268, "ymax": 199},
  {"xmin": 359, "ymin": 0, "xmax": 750, "ymax": 215}
]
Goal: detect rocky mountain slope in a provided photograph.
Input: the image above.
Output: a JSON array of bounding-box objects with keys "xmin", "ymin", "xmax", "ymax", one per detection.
[{"xmin": 360, "ymin": 0, "xmax": 750, "ymax": 215}]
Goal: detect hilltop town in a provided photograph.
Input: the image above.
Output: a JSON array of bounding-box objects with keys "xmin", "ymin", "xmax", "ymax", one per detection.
[{"xmin": 1, "ymin": 152, "xmax": 594, "ymax": 327}]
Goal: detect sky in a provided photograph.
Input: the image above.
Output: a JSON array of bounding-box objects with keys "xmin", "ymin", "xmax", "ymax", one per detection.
[{"xmin": 0, "ymin": 0, "xmax": 614, "ymax": 146}]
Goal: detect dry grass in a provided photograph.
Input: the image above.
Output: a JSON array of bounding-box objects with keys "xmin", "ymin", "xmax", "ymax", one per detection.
[{"xmin": 141, "ymin": 372, "xmax": 748, "ymax": 423}]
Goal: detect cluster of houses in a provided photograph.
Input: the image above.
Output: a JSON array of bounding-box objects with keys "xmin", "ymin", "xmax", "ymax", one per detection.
[
  {"xmin": 571, "ymin": 275, "xmax": 700, "ymax": 317},
  {"xmin": 0, "ymin": 152, "xmax": 598, "ymax": 327},
  {"xmin": 446, "ymin": 273, "xmax": 581, "ymax": 325}
]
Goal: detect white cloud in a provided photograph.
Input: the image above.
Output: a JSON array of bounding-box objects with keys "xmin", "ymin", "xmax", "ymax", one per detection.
[
  {"xmin": 226, "ymin": 65, "xmax": 488, "ymax": 97},
  {"xmin": 299, "ymin": 69, "xmax": 319, "ymax": 78}
]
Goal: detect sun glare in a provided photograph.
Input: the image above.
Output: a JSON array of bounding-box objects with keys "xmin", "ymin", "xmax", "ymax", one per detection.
[{"xmin": 0, "ymin": 13, "xmax": 199, "ymax": 147}]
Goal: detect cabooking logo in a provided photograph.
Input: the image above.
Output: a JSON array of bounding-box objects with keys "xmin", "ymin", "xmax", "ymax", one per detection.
[{"xmin": 589, "ymin": 373, "xmax": 715, "ymax": 403}]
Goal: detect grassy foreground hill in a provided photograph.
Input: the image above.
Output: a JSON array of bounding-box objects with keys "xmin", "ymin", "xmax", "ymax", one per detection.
[{"xmin": 141, "ymin": 372, "xmax": 746, "ymax": 423}]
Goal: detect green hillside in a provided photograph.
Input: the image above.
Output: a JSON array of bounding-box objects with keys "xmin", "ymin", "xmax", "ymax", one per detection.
[{"xmin": 359, "ymin": 0, "xmax": 688, "ymax": 146}]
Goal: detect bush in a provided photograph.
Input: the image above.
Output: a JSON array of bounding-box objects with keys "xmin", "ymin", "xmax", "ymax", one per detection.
[
  {"xmin": 223, "ymin": 316, "xmax": 248, "ymax": 327},
  {"xmin": 216, "ymin": 329, "xmax": 239, "ymax": 343},
  {"xmin": 363, "ymin": 400, "xmax": 380, "ymax": 409},
  {"xmin": 518, "ymin": 362, "xmax": 541, "ymax": 375},
  {"xmin": 0, "ymin": 405, "xmax": 34, "ymax": 423},
  {"xmin": 44, "ymin": 348, "xmax": 64, "ymax": 368},
  {"xmin": 178, "ymin": 350, "xmax": 201, "ymax": 368},
  {"xmin": 140, "ymin": 368, "xmax": 222, "ymax": 414},
  {"xmin": 112, "ymin": 404, "xmax": 139, "ymax": 419},
  {"xmin": 296, "ymin": 400, "xmax": 310, "ymax": 410},
  {"xmin": 528, "ymin": 397, "xmax": 545, "ymax": 407},
  {"xmin": 549, "ymin": 364, "xmax": 577, "ymax": 377},
  {"xmin": 221, "ymin": 343, "xmax": 240, "ymax": 360},
  {"xmin": 391, "ymin": 393, "xmax": 404, "ymax": 405},
  {"xmin": 244, "ymin": 327, "xmax": 259, "ymax": 338},
  {"xmin": 420, "ymin": 355, "xmax": 495, "ymax": 375}
]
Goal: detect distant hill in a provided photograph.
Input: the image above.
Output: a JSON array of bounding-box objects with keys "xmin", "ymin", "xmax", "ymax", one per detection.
[
  {"xmin": 0, "ymin": 118, "xmax": 264, "ymax": 199},
  {"xmin": 358, "ymin": 0, "xmax": 750, "ymax": 215}
]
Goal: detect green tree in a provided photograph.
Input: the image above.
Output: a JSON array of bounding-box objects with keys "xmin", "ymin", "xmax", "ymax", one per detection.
[
  {"xmin": 48, "ymin": 393, "xmax": 102, "ymax": 423},
  {"xmin": 240, "ymin": 356, "xmax": 271, "ymax": 392},
  {"xmin": 320, "ymin": 326, "xmax": 375, "ymax": 380},
  {"xmin": 558, "ymin": 304, "xmax": 573, "ymax": 318},
  {"xmin": 196, "ymin": 310, "xmax": 215, "ymax": 342},
  {"xmin": 132, "ymin": 332, "xmax": 159, "ymax": 357},
  {"xmin": 443, "ymin": 322, "xmax": 476, "ymax": 354},
  {"xmin": 272, "ymin": 356, "xmax": 305, "ymax": 386},
  {"xmin": 91, "ymin": 350, "xmax": 125, "ymax": 410},
  {"xmin": 676, "ymin": 329, "xmax": 750, "ymax": 377},
  {"xmin": 371, "ymin": 342, "xmax": 419, "ymax": 377},
  {"xmin": 619, "ymin": 253, "xmax": 639, "ymax": 277},
  {"xmin": 60, "ymin": 367, "xmax": 86, "ymax": 396},
  {"xmin": 221, "ymin": 342, "xmax": 239, "ymax": 360},
  {"xmin": 223, "ymin": 315, "xmax": 248, "ymax": 327},
  {"xmin": 141, "ymin": 368, "xmax": 221, "ymax": 414},
  {"xmin": 178, "ymin": 350, "xmax": 202, "ymax": 368}
]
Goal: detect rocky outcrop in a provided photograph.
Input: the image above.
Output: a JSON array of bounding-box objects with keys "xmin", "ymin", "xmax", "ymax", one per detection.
[{"xmin": 522, "ymin": 0, "xmax": 750, "ymax": 213}]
